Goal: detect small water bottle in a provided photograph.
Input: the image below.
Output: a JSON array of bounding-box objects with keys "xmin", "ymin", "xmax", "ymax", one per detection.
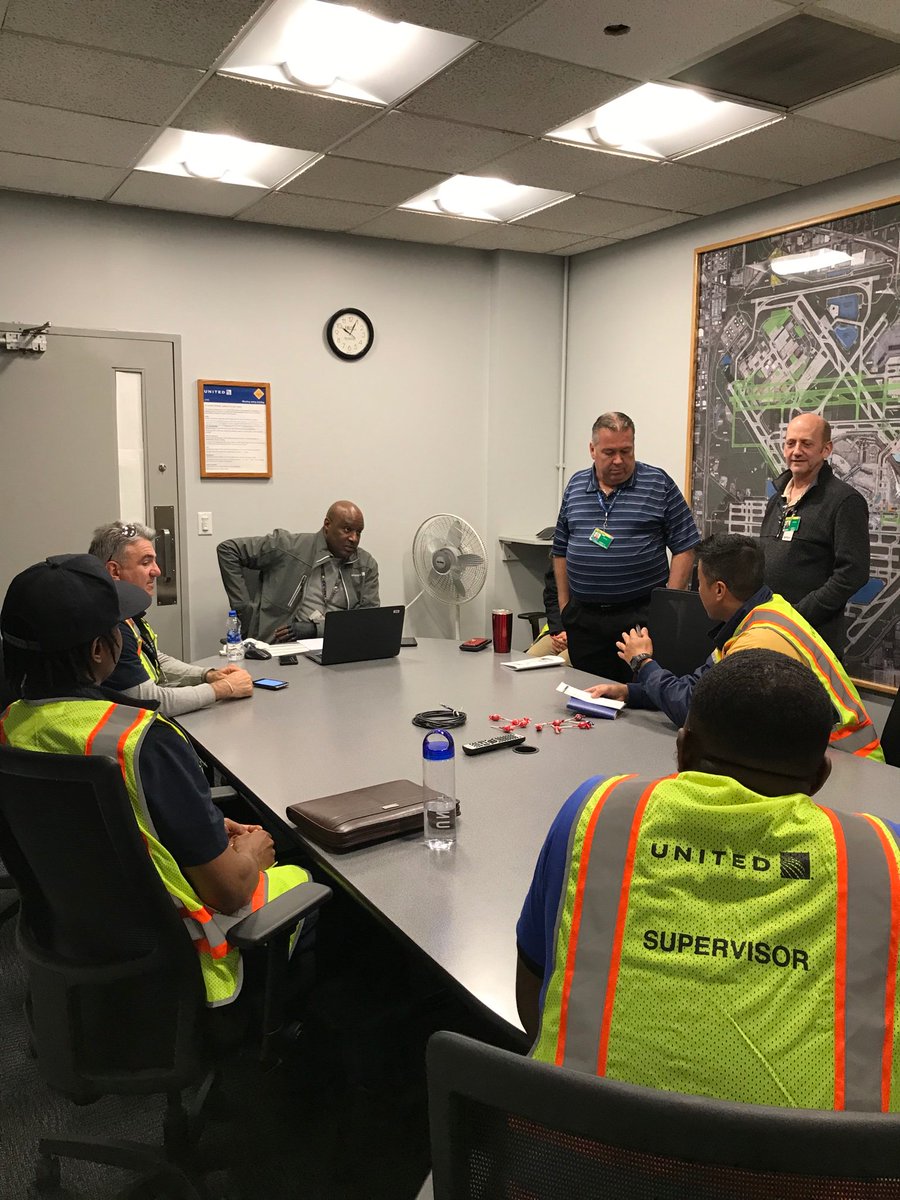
[
  {"xmin": 225, "ymin": 610, "xmax": 243, "ymax": 662},
  {"xmin": 423, "ymin": 729, "xmax": 457, "ymax": 850}
]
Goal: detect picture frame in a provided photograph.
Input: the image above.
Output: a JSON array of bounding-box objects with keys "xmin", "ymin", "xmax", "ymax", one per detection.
[{"xmin": 198, "ymin": 379, "xmax": 272, "ymax": 479}]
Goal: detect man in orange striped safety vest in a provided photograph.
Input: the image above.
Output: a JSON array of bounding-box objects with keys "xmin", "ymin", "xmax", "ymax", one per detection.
[
  {"xmin": 0, "ymin": 554, "xmax": 310, "ymax": 1006},
  {"xmin": 588, "ymin": 532, "xmax": 882, "ymax": 762},
  {"xmin": 517, "ymin": 650, "xmax": 900, "ymax": 1110}
]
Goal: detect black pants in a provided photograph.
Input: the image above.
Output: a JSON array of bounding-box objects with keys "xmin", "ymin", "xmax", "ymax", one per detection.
[{"xmin": 563, "ymin": 595, "xmax": 650, "ymax": 683}]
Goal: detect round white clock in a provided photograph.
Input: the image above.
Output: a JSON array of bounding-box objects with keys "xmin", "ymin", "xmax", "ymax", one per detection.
[{"xmin": 325, "ymin": 308, "xmax": 374, "ymax": 361}]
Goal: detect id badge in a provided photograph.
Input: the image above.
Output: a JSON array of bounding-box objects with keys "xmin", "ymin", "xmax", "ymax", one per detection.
[
  {"xmin": 782, "ymin": 514, "xmax": 800, "ymax": 542},
  {"xmin": 590, "ymin": 527, "xmax": 614, "ymax": 549}
]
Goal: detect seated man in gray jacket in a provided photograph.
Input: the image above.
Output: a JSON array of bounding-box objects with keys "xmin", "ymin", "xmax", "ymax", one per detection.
[
  {"xmin": 217, "ymin": 500, "xmax": 380, "ymax": 643},
  {"xmin": 90, "ymin": 521, "xmax": 253, "ymax": 718}
]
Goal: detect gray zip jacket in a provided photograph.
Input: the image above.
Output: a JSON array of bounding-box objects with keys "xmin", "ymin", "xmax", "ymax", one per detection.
[{"xmin": 217, "ymin": 528, "xmax": 379, "ymax": 641}]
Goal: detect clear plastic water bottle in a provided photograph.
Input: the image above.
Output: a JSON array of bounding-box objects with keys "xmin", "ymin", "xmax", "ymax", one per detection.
[
  {"xmin": 225, "ymin": 610, "xmax": 243, "ymax": 662},
  {"xmin": 423, "ymin": 729, "xmax": 457, "ymax": 850}
]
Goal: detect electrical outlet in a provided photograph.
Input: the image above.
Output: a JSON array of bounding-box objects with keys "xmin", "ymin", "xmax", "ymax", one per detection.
[{"xmin": 198, "ymin": 512, "xmax": 212, "ymax": 536}]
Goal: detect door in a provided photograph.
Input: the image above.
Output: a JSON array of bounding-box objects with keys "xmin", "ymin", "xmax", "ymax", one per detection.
[{"xmin": 0, "ymin": 327, "xmax": 184, "ymax": 655}]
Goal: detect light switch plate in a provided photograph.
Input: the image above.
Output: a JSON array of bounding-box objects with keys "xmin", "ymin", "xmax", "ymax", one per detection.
[{"xmin": 198, "ymin": 511, "xmax": 212, "ymax": 536}]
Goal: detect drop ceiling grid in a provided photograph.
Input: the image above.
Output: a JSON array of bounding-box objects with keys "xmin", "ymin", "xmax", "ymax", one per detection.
[{"xmin": 0, "ymin": 0, "xmax": 897, "ymax": 252}]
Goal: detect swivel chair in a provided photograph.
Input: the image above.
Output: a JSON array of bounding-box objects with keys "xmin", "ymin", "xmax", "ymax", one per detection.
[
  {"xmin": 427, "ymin": 1031, "xmax": 900, "ymax": 1199},
  {"xmin": 646, "ymin": 587, "xmax": 717, "ymax": 676},
  {"xmin": 0, "ymin": 742, "xmax": 330, "ymax": 1198}
]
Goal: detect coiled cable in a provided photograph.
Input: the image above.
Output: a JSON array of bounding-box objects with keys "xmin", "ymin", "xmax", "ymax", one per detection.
[{"xmin": 411, "ymin": 704, "xmax": 467, "ymax": 730}]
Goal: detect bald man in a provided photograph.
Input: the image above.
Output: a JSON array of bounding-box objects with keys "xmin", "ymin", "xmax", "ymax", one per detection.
[
  {"xmin": 217, "ymin": 501, "xmax": 379, "ymax": 642},
  {"xmin": 759, "ymin": 414, "xmax": 869, "ymax": 658}
]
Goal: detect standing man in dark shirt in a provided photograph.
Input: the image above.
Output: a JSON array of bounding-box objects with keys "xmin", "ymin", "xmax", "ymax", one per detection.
[
  {"xmin": 760, "ymin": 414, "xmax": 869, "ymax": 658},
  {"xmin": 553, "ymin": 412, "xmax": 700, "ymax": 683}
]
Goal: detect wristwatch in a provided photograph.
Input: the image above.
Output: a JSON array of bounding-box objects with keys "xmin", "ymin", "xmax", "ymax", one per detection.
[{"xmin": 629, "ymin": 652, "xmax": 654, "ymax": 675}]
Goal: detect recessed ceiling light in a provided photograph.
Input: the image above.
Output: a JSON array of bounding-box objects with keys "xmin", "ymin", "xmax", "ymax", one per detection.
[
  {"xmin": 548, "ymin": 82, "xmax": 782, "ymax": 159},
  {"xmin": 402, "ymin": 175, "xmax": 572, "ymax": 222},
  {"xmin": 135, "ymin": 129, "xmax": 319, "ymax": 189},
  {"xmin": 218, "ymin": 0, "xmax": 473, "ymax": 106},
  {"xmin": 770, "ymin": 248, "xmax": 852, "ymax": 275}
]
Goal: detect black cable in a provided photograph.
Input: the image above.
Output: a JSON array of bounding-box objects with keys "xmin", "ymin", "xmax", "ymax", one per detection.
[{"xmin": 411, "ymin": 705, "xmax": 467, "ymax": 730}]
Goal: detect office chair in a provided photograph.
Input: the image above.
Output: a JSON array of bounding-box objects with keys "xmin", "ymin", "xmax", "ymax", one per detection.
[
  {"xmin": 646, "ymin": 587, "xmax": 718, "ymax": 676},
  {"xmin": 216, "ymin": 550, "xmax": 261, "ymax": 639},
  {"xmin": 880, "ymin": 687, "xmax": 900, "ymax": 768},
  {"xmin": 0, "ymin": 742, "xmax": 330, "ymax": 1199},
  {"xmin": 426, "ymin": 1031, "xmax": 900, "ymax": 1199},
  {"xmin": 517, "ymin": 611, "xmax": 546, "ymax": 641}
]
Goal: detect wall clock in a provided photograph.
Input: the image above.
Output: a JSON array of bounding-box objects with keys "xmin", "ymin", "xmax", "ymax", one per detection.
[{"xmin": 325, "ymin": 308, "xmax": 374, "ymax": 361}]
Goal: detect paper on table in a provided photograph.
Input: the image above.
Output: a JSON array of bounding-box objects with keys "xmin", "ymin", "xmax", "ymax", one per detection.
[
  {"xmin": 556, "ymin": 681, "xmax": 625, "ymax": 711},
  {"xmin": 236, "ymin": 637, "xmax": 323, "ymax": 656},
  {"xmin": 501, "ymin": 655, "xmax": 565, "ymax": 671}
]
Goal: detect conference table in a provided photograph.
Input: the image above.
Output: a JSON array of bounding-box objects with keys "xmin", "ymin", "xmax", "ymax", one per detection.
[{"xmin": 179, "ymin": 639, "xmax": 900, "ymax": 1035}]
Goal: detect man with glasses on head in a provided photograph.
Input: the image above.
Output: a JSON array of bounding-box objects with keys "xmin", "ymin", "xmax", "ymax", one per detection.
[
  {"xmin": 89, "ymin": 521, "xmax": 253, "ymax": 718},
  {"xmin": 216, "ymin": 500, "xmax": 379, "ymax": 643}
]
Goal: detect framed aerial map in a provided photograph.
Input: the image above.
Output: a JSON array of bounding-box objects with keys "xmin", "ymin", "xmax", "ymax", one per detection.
[{"xmin": 688, "ymin": 194, "xmax": 900, "ymax": 691}]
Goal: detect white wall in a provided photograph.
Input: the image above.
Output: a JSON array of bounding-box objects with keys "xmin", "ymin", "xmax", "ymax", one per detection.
[
  {"xmin": 565, "ymin": 158, "xmax": 900, "ymax": 493},
  {"xmin": 0, "ymin": 192, "xmax": 564, "ymax": 655}
]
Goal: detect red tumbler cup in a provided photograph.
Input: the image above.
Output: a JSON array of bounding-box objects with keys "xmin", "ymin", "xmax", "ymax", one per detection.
[{"xmin": 492, "ymin": 609, "xmax": 512, "ymax": 654}]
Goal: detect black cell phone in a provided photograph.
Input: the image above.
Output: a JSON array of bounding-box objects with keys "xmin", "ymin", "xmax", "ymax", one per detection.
[
  {"xmin": 278, "ymin": 654, "xmax": 299, "ymax": 665},
  {"xmin": 460, "ymin": 637, "xmax": 491, "ymax": 652},
  {"xmin": 252, "ymin": 678, "xmax": 288, "ymax": 690},
  {"xmin": 401, "ymin": 636, "xmax": 418, "ymax": 647}
]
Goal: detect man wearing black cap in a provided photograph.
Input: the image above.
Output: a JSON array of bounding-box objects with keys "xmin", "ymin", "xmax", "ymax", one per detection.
[{"xmin": 0, "ymin": 555, "xmax": 310, "ymax": 1006}]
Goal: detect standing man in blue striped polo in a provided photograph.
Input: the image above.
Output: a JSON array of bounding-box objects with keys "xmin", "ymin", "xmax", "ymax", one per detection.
[{"xmin": 553, "ymin": 413, "xmax": 700, "ymax": 683}]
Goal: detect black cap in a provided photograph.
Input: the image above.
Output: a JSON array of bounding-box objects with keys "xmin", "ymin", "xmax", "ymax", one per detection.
[{"xmin": 1, "ymin": 554, "xmax": 150, "ymax": 653}]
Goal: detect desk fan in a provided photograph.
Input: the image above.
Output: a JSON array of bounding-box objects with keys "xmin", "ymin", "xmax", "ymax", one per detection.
[{"xmin": 407, "ymin": 514, "xmax": 487, "ymax": 638}]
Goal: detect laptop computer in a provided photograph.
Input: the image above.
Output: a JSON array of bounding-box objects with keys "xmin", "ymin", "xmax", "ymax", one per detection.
[{"xmin": 306, "ymin": 606, "xmax": 406, "ymax": 666}]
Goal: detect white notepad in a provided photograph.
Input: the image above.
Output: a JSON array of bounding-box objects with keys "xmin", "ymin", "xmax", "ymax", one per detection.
[{"xmin": 501, "ymin": 656, "xmax": 566, "ymax": 671}]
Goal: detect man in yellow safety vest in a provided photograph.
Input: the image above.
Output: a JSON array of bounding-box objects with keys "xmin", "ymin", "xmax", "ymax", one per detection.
[
  {"xmin": 517, "ymin": 649, "xmax": 900, "ymax": 1111},
  {"xmin": 588, "ymin": 532, "xmax": 882, "ymax": 761},
  {"xmin": 0, "ymin": 554, "xmax": 309, "ymax": 1006}
]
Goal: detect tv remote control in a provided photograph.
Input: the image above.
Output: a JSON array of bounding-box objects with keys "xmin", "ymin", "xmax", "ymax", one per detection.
[{"xmin": 462, "ymin": 732, "xmax": 527, "ymax": 756}]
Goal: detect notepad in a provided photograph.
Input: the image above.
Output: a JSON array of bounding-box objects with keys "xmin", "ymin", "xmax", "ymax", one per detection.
[
  {"xmin": 557, "ymin": 681, "xmax": 624, "ymax": 718},
  {"xmin": 501, "ymin": 656, "xmax": 565, "ymax": 671}
]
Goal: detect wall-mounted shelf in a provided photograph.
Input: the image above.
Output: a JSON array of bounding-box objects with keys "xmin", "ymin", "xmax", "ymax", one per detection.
[{"xmin": 498, "ymin": 535, "xmax": 552, "ymax": 563}]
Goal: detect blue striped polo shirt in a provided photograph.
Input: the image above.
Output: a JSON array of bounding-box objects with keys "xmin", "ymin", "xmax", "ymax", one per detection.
[{"xmin": 552, "ymin": 461, "xmax": 699, "ymax": 604}]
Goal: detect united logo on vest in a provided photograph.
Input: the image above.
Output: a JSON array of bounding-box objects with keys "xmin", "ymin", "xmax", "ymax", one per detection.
[
  {"xmin": 0, "ymin": 698, "xmax": 308, "ymax": 1006},
  {"xmin": 713, "ymin": 595, "xmax": 883, "ymax": 762},
  {"xmin": 533, "ymin": 772, "xmax": 900, "ymax": 1111}
]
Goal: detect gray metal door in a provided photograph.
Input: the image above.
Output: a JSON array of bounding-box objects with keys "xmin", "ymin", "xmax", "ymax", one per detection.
[{"xmin": 0, "ymin": 327, "xmax": 184, "ymax": 655}]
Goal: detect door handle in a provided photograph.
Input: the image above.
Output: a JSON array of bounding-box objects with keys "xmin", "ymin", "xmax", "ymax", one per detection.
[{"xmin": 153, "ymin": 506, "xmax": 177, "ymax": 607}]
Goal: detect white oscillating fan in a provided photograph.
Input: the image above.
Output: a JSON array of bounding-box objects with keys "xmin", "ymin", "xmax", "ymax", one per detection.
[{"xmin": 407, "ymin": 514, "xmax": 488, "ymax": 638}]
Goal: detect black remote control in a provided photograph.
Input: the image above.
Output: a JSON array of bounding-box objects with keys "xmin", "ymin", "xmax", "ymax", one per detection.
[{"xmin": 462, "ymin": 732, "xmax": 527, "ymax": 756}]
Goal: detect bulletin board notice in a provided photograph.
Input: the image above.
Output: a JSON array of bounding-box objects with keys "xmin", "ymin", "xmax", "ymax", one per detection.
[{"xmin": 198, "ymin": 380, "xmax": 272, "ymax": 479}]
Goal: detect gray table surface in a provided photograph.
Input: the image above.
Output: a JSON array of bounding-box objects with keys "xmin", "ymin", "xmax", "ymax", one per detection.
[{"xmin": 179, "ymin": 639, "xmax": 900, "ymax": 1033}]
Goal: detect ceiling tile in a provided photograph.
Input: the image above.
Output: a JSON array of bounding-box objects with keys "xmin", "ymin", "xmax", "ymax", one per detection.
[
  {"xmin": 284, "ymin": 156, "xmax": 447, "ymax": 205},
  {"xmin": 494, "ymin": 0, "xmax": 788, "ymax": 79},
  {"xmin": 614, "ymin": 210, "xmax": 697, "ymax": 238},
  {"xmin": 685, "ymin": 115, "xmax": 900, "ymax": 184},
  {"xmin": 451, "ymin": 223, "xmax": 581, "ymax": 251},
  {"xmin": 814, "ymin": 0, "xmax": 900, "ymax": 38},
  {"xmin": 515, "ymin": 194, "xmax": 669, "ymax": 234},
  {"xmin": 237, "ymin": 192, "xmax": 386, "ymax": 230},
  {"xmin": 583, "ymin": 161, "xmax": 796, "ymax": 214},
  {"xmin": 177, "ymin": 75, "xmax": 377, "ymax": 152},
  {"xmin": 674, "ymin": 13, "xmax": 900, "ymax": 107},
  {"xmin": 0, "ymin": 0, "xmax": 9, "ymax": 21},
  {"xmin": 351, "ymin": 209, "xmax": 486, "ymax": 244},
  {"xmin": 550, "ymin": 235, "xmax": 619, "ymax": 254},
  {"xmin": 0, "ymin": 32, "xmax": 202, "ymax": 124},
  {"xmin": 110, "ymin": 172, "xmax": 264, "ymax": 217},
  {"xmin": 0, "ymin": 151, "xmax": 126, "ymax": 199},
  {"xmin": 337, "ymin": 0, "xmax": 541, "ymax": 40},
  {"xmin": 800, "ymin": 72, "xmax": 900, "ymax": 141},
  {"xmin": 472, "ymin": 139, "xmax": 649, "ymax": 192},
  {"xmin": 0, "ymin": 99, "xmax": 156, "ymax": 167},
  {"xmin": 400, "ymin": 44, "xmax": 632, "ymax": 136},
  {"xmin": 334, "ymin": 111, "xmax": 528, "ymax": 173},
  {"xmin": 3, "ymin": 0, "xmax": 262, "ymax": 69}
]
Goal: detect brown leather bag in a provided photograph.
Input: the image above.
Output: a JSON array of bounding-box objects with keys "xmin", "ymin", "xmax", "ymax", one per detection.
[{"xmin": 286, "ymin": 779, "xmax": 425, "ymax": 852}]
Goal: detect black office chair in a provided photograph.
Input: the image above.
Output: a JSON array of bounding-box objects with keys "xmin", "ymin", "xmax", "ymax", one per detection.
[
  {"xmin": 216, "ymin": 551, "xmax": 261, "ymax": 639},
  {"xmin": 517, "ymin": 611, "xmax": 546, "ymax": 641},
  {"xmin": 426, "ymin": 1031, "xmax": 900, "ymax": 1199},
  {"xmin": 0, "ymin": 742, "xmax": 330, "ymax": 1198},
  {"xmin": 647, "ymin": 586, "xmax": 718, "ymax": 676},
  {"xmin": 880, "ymin": 688, "xmax": 900, "ymax": 768}
]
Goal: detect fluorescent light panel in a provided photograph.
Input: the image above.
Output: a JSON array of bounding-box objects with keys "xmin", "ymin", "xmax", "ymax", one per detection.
[
  {"xmin": 218, "ymin": 0, "xmax": 473, "ymax": 106},
  {"xmin": 770, "ymin": 248, "xmax": 852, "ymax": 275},
  {"xmin": 549, "ymin": 83, "xmax": 782, "ymax": 160},
  {"xmin": 135, "ymin": 128, "xmax": 318, "ymax": 187},
  {"xmin": 402, "ymin": 175, "xmax": 572, "ymax": 222}
]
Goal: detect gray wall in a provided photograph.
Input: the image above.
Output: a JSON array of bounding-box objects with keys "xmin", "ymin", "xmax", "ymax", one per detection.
[{"xmin": 0, "ymin": 191, "xmax": 564, "ymax": 654}]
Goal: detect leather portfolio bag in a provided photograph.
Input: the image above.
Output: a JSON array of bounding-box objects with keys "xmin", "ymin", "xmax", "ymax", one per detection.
[{"xmin": 286, "ymin": 779, "xmax": 426, "ymax": 852}]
